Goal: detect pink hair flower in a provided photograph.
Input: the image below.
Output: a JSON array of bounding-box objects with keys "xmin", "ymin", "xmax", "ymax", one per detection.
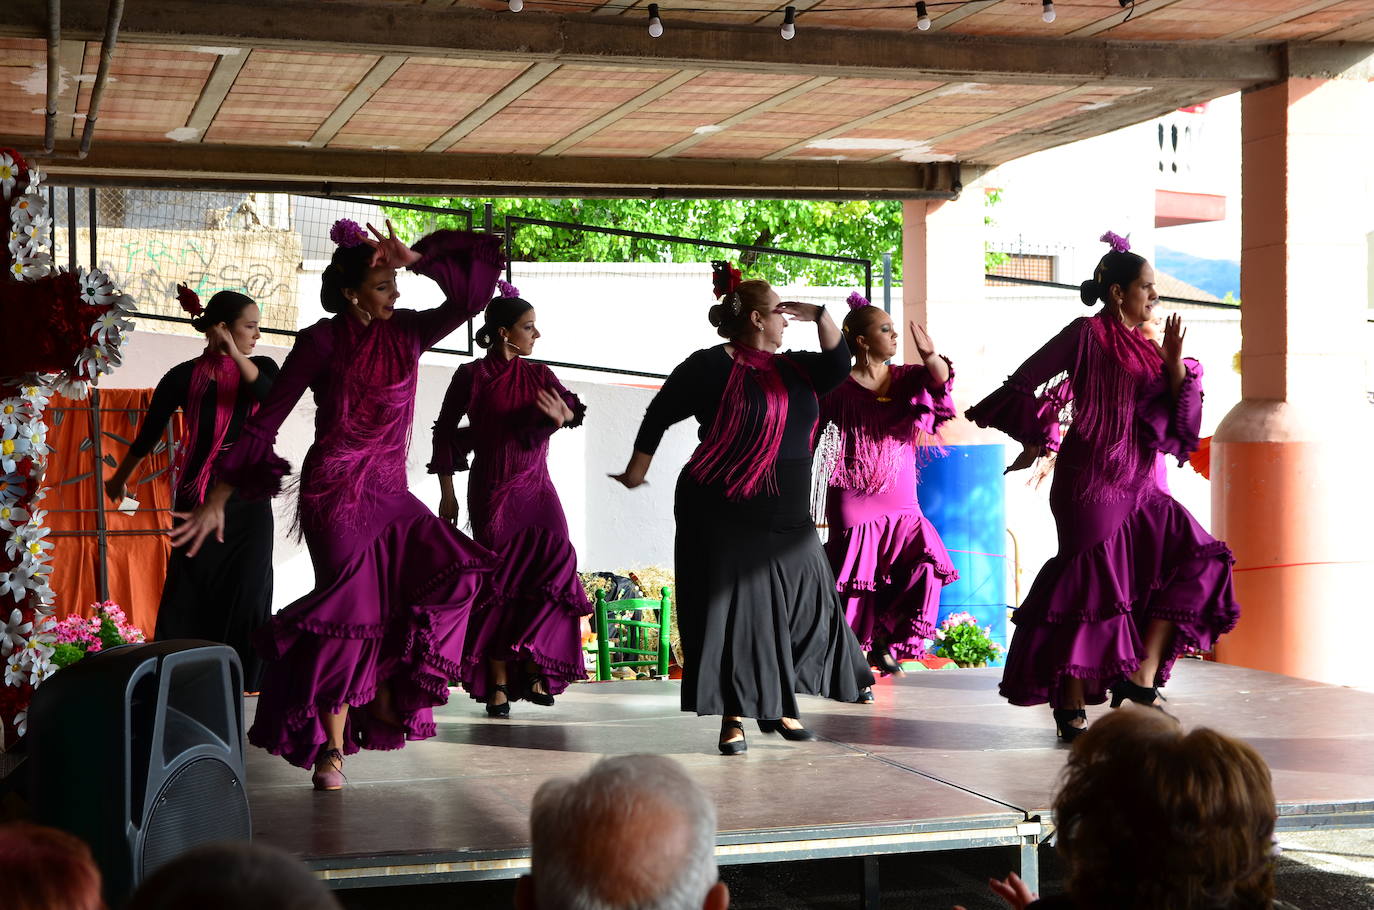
[
  {"xmin": 495, "ymin": 279, "xmax": 521, "ymax": 299},
  {"xmin": 1099, "ymin": 230, "xmax": 1131, "ymax": 253},
  {"xmin": 846, "ymin": 291, "xmax": 870, "ymax": 310},
  {"xmin": 329, "ymin": 218, "xmax": 370, "ymax": 248}
]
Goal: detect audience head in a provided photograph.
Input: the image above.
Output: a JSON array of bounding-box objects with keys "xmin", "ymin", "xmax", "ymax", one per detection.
[
  {"xmin": 517, "ymin": 754, "xmax": 728, "ymax": 910},
  {"xmin": 126, "ymin": 841, "xmax": 341, "ymax": 910},
  {"xmin": 1054, "ymin": 709, "xmax": 1277, "ymax": 910},
  {"xmin": 0, "ymin": 823, "xmax": 104, "ymax": 910}
]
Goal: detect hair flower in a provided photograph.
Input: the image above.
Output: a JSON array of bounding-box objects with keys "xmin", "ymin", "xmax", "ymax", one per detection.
[
  {"xmin": 710, "ymin": 260, "xmax": 742, "ymax": 300},
  {"xmin": 846, "ymin": 291, "xmax": 870, "ymax": 310},
  {"xmin": 175, "ymin": 283, "xmax": 203, "ymax": 317},
  {"xmin": 1099, "ymin": 230, "xmax": 1131, "ymax": 253},
  {"xmin": 329, "ymin": 218, "xmax": 370, "ymax": 248},
  {"xmin": 495, "ymin": 279, "xmax": 521, "ymax": 299}
]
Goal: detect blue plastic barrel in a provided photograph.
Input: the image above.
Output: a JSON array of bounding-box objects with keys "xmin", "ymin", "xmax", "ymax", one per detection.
[{"xmin": 916, "ymin": 444, "xmax": 1009, "ymax": 664}]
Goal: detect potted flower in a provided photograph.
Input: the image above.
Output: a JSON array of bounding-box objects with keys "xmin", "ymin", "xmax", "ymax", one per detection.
[
  {"xmin": 931, "ymin": 611, "xmax": 1004, "ymax": 668},
  {"xmin": 51, "ymin": 601, "xmax": 145, "ymax": 669}
]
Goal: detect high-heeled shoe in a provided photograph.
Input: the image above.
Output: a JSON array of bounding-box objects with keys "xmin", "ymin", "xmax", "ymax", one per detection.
[
  {"xmin": 311, "ymin": 748, "xmax": 345, "ymax": 791},
  {"xmin": 486, "ymin": 683, "xmax": 511, "ymax": 718},
  {"xmin": 757, "ymin": 718, "xmax": 820, "ymax": 742},
  {"xmin": 718, "ymin": 719, "xmax": 747, "ymax": 755},
  {"xmin": 525, "ymin": 672, "xmax": 555, "ymax": 707},
  {"xmin": 854, "ymin": 687, "xmax": 875, "ymax": 704},
  {"xmin": 1052, "ymin": 709, "xmax": 1087, "ymax": 744},
  {"xmin": 868, "ymin": 648, "xmax": 906, "ymax": 677},
  {"xmin": 1109, "ymin": 678, "xmax": 1165, "ymax": 709}
]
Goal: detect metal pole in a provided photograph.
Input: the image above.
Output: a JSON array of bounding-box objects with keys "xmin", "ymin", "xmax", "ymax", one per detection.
[
  {"xmin": 88, "ymin": 187, "xmax": 98, "ymax": 268},
  {"xmin": 882, "ymin": 252, "xmax": 892, "ymax": 313},
  {"xmin": 66, "ymin": 187, "xmax": 77, "ymax": 271},
  {"xmin": 864, "ymin": 259, "xmax": 873, "ymax": 303},
  {"xmin": 88, "ymin": 387, "xmax": 111, "ymax": 602},
  {"xmin": 483, "ymin": 202, "xmax": 493, "ymax": 233}
]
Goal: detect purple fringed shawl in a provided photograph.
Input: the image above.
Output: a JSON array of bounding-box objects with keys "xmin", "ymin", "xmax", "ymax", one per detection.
[
  {"xmin": 1071, "ymin": 313, "xmax": 1164, "ymax": 500},
  {"xmin": 817, "ymin": 361, "xmax": 954, "ymax": 496},
  {"xmin": 684, "ymin": 343, "xmax": 790, "ymax": 501},
  {"xmin": 299, "ymin": 314, "xmax": 417, "ymax": 532},
  {"xmin": 176, "ymin": 352, "xmax": 254, "ymax": 506}
]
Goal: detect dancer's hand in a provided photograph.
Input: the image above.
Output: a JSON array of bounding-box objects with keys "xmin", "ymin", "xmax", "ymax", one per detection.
[
  {"xmin": 908, "ymin": 321, "xmax": 938, "ymax": 360},
  {"xmin": 169, "ymin": 487, "xmax": 230, "ymax": 557},
  {"xmin": 609, "ymin": 471, "xmax": 647, "ymax": 489},
  {"xmin": 365, "ymin": 219, "xmax": 421, "ymax": 269},
  {"xmin": 1004, "ymin": 442, "xmax": 1044, "ymax": 474},
  {"xmin": 1161, "ymin": 312, "xmax": 1186, "ymax": 364},
  {"xmin": 777, "ymin": 301, "xmax": 825, "ymax": 322},
  {"xmin": 536, "ymin": 388, "xmax": 573, "ymax": 427},
  {"xmin": 206, "ymin": 322, "xmax": 234, "ymax": 354},
  {"xmin": 103, "ymin": 475, "xmax": 126, "ymax": 503},
  {"xmin": 438, "ymin": 492, "xmax": 460, "ymax": 527}
]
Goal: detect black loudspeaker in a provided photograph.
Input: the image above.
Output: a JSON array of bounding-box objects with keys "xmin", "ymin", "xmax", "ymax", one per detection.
[{"xmin": 28, "ymin": 640, "xmax": 251, "ymax": 904}]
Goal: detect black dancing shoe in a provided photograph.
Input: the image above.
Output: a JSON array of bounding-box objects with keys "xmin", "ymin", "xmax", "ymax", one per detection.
[
  {"xmin": 868, "ymin": 648, "xmax": 906, "ymax": 677},
  {"xmin": 1109, "ymin": 678, "xmax": 1165, "ymax": 710},
  {"xmin": 718, "ymin": 719, "xmax": 748, "ymax": 755},
  {"xmin": 1052, "ymin": 708, "xmax": 1087, "ymax": 744},
  {"xmin": 854, "ymin": 687, "xmax": 875, "ymax": 704},
  {"xmin": 526, "ymin": 673, "xmax": 556, "ymax": 707},
  {"xmin": 757, "ymin": 718, "xmax": 820, "ymax": 742},
  {"xmin": 486, "ymin": 683, "xmax": 511, "ymax": 719}
]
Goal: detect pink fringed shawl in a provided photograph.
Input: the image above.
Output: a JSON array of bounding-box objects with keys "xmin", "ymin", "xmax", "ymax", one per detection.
[
  {"xmin": 175, "ymin": 352, "xmax": 254, "ymax": 506},
  {"xmin": 1069, "ymin": 312, "xmax": 1164, "ymax": 500},
  {"xmin": 685, "ymin": 344, "xmax": 790, "ymax": 501},
  {"xmin": 298, "ymin": 315, "xmax": 417, "ymax": 532}
]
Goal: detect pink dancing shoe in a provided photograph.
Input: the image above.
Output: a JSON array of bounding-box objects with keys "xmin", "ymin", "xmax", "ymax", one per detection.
[{"xmin": 312, "ymin": 748, "xmax": 346, "ymax": 791}]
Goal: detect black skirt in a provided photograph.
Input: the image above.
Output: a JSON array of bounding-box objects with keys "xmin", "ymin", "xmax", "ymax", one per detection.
[
  {"xmin": 156, "ymin": 494, "xmax": 274, "ymax": 691},
  {"xmin": 674, "ymin": 458, "xmax": 873, "ymax": 718}
]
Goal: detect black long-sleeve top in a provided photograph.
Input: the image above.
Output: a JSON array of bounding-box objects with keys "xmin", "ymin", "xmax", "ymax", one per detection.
[
  {"xmin": 128, "ymin": 355, "xmax": 279, "ymax": 507},
  {"xmin": 633, "ymin": 341, "xmax": 851, "ymax": 458}
]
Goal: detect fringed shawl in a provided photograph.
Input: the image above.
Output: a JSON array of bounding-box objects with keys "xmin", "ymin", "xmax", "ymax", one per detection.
[
  {"xmin": 684, "ymin": 344, "xmax": 791, "ymax": 501},
  {"xmin": 175, "ymin": 352, "xmax": 254, "ymax": 506}
]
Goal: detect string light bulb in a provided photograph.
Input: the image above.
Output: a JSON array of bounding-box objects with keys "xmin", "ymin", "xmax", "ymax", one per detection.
[
  {"xmin": 1041, "ymin": 0, "xmax": 1055, "ymax": 22},
  {"xmin": 507, "ymin": 0, "xmax": 523, "ymax": 11},
  {"xmin": 648, "ymin": 3, "xmax": 663, "ymax": 36},
  {"xmin": 781, "ymin": 6, "xmax": 797, "ymax": 39},
  {"xmin": 915, "ymin": 1, "xmax": 930, "ymax": 30}
]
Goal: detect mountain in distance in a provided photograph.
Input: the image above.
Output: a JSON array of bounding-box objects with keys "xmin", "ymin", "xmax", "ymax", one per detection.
[{"xmin": 1155, "ymin": 247, "xmax": 1241, "ymax": 301}]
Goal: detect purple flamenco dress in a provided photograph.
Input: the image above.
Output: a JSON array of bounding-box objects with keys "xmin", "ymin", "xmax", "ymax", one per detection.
[
  {"xmin": 966, "ymin": 313, "xmax": 1240, "ymax": 707},
  {"xmin": 429, "ymin": 353, "xmax": 591, "ymax": 703},
  {"xmin": 817, "ymin": 361, "xmax": 959, "ymax": 661},
  {"xmin": 218, "ymin": 230, "xmax": 504, "ymax": 769}
]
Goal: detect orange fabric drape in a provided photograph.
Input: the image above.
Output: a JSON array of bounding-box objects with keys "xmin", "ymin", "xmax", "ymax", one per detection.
[{"xmin": 46, "ymin": 389, "xmax": 178, "ymax": 637}]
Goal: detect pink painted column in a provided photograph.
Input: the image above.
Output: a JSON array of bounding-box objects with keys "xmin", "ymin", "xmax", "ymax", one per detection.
[{"xmin": 1211, "ymin": 75, "xmax": 1374, "ymax": 686}]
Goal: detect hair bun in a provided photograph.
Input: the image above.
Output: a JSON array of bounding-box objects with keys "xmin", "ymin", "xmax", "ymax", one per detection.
[
  {"xmin": 1079, "ymin": 279, "xmax": 1099, "ymax": 306},
  {"xmin": 474, "ymin": 325, "xmax": 494, "ymax": 349},
  {"xmin": 189, "ymin": 314, "xmax": 210, "ymax": 333},
  {"xmin": 707, "ymin": 302, "xmax": 726, "ymax": 328}
]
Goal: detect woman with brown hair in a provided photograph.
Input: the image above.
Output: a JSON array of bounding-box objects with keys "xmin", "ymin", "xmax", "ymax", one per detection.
[
  {"xmin": 613, "ymin": 261, "xmax": 873, "ymax": 755},
  {"xmin": 962, "ymin": 709, "xmax": 1285, "ymax": 910}
]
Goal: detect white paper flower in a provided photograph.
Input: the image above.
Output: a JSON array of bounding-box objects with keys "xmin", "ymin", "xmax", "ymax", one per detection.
[
  {"xmin": 0, "ymin": 397, "xmax": 29, "ymax": 425},
  {"xmin": 0, "ymin": 504, "xmax": 29, "ymax": 533},
  {"xmin": 21, "ymin": 423, "xmax": 48, "ymax": 460},
  {"xmin": 0, "ymin": 608, "xmax": 32, "ymax": 657},
  {"xmin": 0, "ymin": 424, "xmax": 33, "ymax": 474},
  {"xmin": 4, "ymin": 654, "xmax": 25, "ymax": 687},
  {"xmin": 8, "ymin": 253, "xmax": 50, "ymax": 281},
  {"xmin": 11, "ymin": 192, "xmax": 45, "ymax": 221},
  {"xmin": 76, "ymin": 268, "xmax": 120, "ymax": 306},
  {"xmin": 93, "ymin": 309, "xmax": 134, "ymax": 346},
  {"xmin": 77, "ymin": 343, "xmax": 121, "ymax": 378},
  {"xmin": 7, "ymin": 525, "xmax": 53, "ymax": 565},
  {"xmin": 13, "ymin": 709, "xmax": 27, "ymax": 737},
  {"xmin": 0, "ymin": 565, "xmax": 35, "ymax": 602},
  {"xmin": 18, "ymin": 214, "xmax": 51, "ymax": 246},
  {"xmin": 6, "ymin": 234, "xmax": 34, "ymax": 260},
  {"xmin": 18, "ymin": 385, "xmax": 50, "ymax": 411},
  {"xmin": 0, "ymin": 152, "xmax": 17, "ymax": 200},
  {"xmin": 53, "ymin": 376, "xmax": 89, "ymax": 400}
]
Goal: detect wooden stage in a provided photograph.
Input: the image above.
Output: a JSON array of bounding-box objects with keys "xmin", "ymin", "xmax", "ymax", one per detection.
[{"xmin": 245, "ymin": 660, "xmax": 1374, "ymax": 895}]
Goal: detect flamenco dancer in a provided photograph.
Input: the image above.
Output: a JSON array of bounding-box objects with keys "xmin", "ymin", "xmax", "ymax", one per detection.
[
  {"xmin": 171, "ymin": 219, "xmax": 503, "ymax": 789},
  {"xmin": 430, "ymin": 280, "xmax": 590, "ymax": 718},
  {"xmin": 106, "ymin": 289, "xmax": 278, "ymax": 691},
  {"xmin": 816, "ymin": 295, "xmax": 958, "ymax": 683},
  {"xmin": 613, "ymin": 262, "xmax": 873, "ymax": 755},
  {"xmin": 965, "ymin": 232, "xmax": 1239, "ymax": 742}
]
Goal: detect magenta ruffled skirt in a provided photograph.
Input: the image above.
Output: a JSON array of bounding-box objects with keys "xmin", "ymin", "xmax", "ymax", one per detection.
[
  {"xmin": 458, "ymin": 526, "xmax": 591, "ymax": 703},
  {"xmin": 999, "ymin": 484, "xmax": 1240, "ymax": 708},
  {"xmin": 247, "ymin": 491, "xmax": 495, "ymax": 769},
  {"xmin": 825, "ymin": 486, "xmax": 958, "ymax": 660}
]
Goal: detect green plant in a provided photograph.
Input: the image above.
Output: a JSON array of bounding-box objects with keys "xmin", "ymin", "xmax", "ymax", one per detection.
[{"xmin": 932, "ymin": 612, "xmax": 1004, "ymax": 667}]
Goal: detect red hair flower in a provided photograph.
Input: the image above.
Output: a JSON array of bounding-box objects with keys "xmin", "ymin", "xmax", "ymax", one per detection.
[{"xmin": 175, "ymin": 283, "xmax": 203, "ymax": 317}]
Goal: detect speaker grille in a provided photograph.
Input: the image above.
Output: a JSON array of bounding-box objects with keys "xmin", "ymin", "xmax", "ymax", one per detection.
[{"xmin": 140, "ymin": 757, "xmax": 252, "ymax": 879}]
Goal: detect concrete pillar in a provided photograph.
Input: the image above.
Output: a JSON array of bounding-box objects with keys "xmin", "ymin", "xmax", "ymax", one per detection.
[
  {"xmin": 1211, "ymin": 63, "xmax": 1374, "ymax": 687},
  {"xmin": 901, "ymin": 192, "xmax": 986, "ymax": 352}
]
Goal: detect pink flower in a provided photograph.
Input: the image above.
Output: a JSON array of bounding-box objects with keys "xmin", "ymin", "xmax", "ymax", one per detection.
[
  {"xmin": 329, "ymin": 219, "xmax": 369, "ymax": 248},
  {"xmin": 495, "ymin": 279, "xmax": 521, "ymax": 299},
  {"xmin": 846, "ymin": 291, "xmax": 870, "ymax": 310},
  {"xmin": 1099, "ymin": 230, "xmax": 1131, "ymax": 253}
]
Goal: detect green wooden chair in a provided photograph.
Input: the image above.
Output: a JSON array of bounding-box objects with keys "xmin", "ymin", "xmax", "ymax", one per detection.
[{"xmin": 587, "ymin": 587, "xmax": 672, "ymax": 681}]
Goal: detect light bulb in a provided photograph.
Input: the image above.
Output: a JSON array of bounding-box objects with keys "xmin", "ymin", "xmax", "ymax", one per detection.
[
  {"xmin": 508, "ymin": 0, "xmax": 523, "ymax": 10},
  {"xmin": 648, "ymin": 3, "xmax": 663, "ymax": 37},
  {"xmin": 916, "ymin": 0, "xmax": 930, "ymax": 30},
  {"xmin": 781, "ymin": 5, "xmax": 797, "ymax": 39},
  {"xmin": 1041, "ymin": 0, "xmax": 1056, "ymax": 22}
]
